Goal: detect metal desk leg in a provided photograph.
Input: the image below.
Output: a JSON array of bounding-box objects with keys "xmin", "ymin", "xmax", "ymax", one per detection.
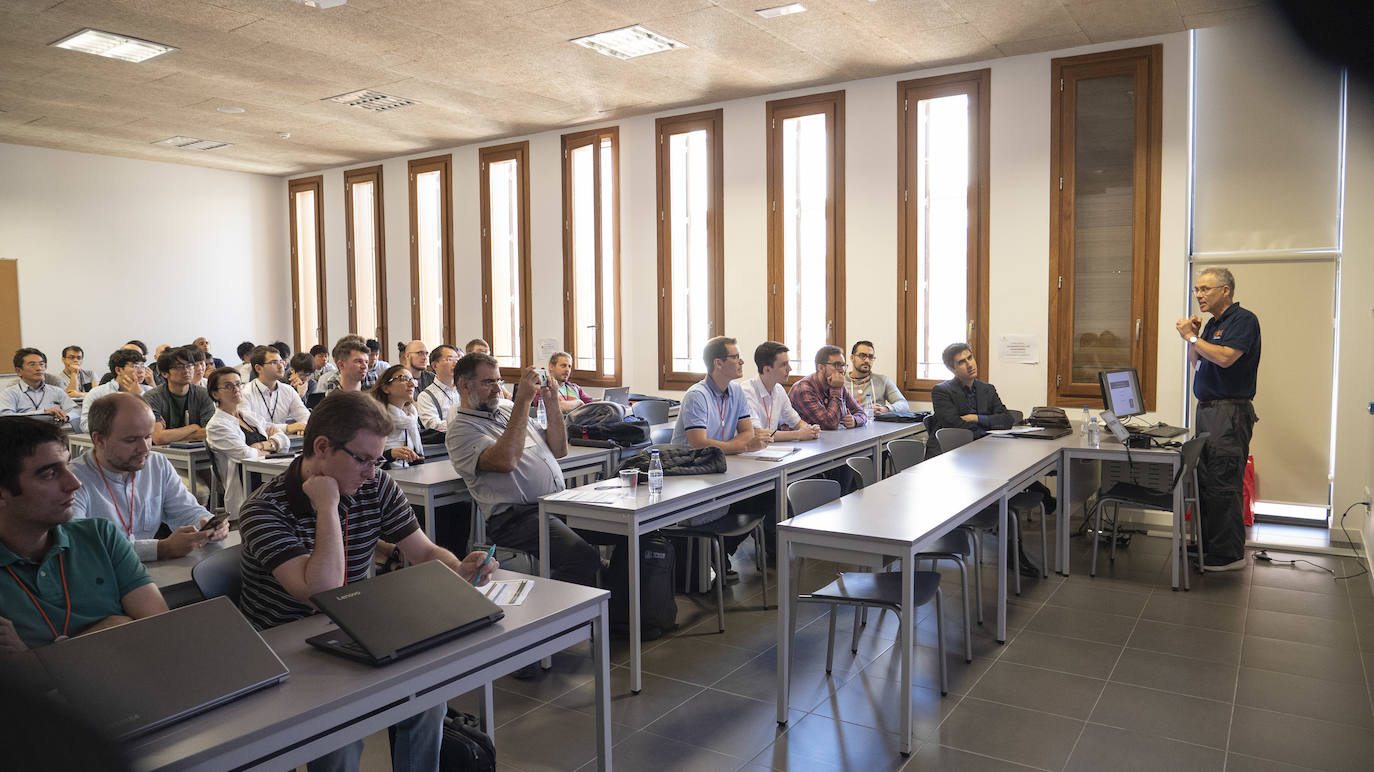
[
  {"xmin": 480, "ymin": 682, "xmax": 495, "ymax": 738},
  {"xmin": 538, "ymin": 502, "xmax": 553, "ymax": 671},
  {"xmin": 423, "ymin": 489, "xmax": 436, "ymax": 542},
  {"xmin": 873, "ymin": 439, "xmax": 886, "ymax": 481},
  {"xmin": 1058, "ymin": 455, "xmax": 1071, "ymax": 576},
  {"xmin": 997, "ymin": 494, "xmax": 1008, "ymax": 643},
  {"xmin": 900, "ymin": 551, "xmax": 915, "ymax": 755},
  {"xmin": 628, "ymin": 528, "xmax": 642, "ymax": 694},
  {"xmin": 592, "ymin": 598, "xmax": 612, "ymax": 771},
  {"xmin": 1171, "ymin": 459, "xmax": 1184, "ymax": 591},
  {"xmin": 775, "ymin": 534, "xmax": 793, "ymax": 725}
]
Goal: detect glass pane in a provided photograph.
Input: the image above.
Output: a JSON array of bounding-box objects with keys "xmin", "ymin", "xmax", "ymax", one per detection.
[
  {"xmin": 781, "ymin": 113, "xmax": 828, "ymax": 377},
  {"xmin": 488, "ymin": 158, "xmax": 522, "ymax": 368},
  {"xmin": 351, "ymin": 180, "xmax": 378, "ymax": 340},
  {"xmin": 415, "ymin": 170, "xmax": 444, "ymax": 348},
  {"xmin": 669, "ymin": 129, "xmax": 709, "ymax": 374},
  {"xmin": 293, "ymin": 189, "xmax": 319, "ymax": 345},
  {"xmin": 915, "ymin": 94, "xmax": 969, "ymax": 381},
  {"xmin": 599, "ymin": 137, "xmax": 616, "ymax": 377},
  {"xmin": 1070, "ymin": 74, "xmax": 1135, "ymax": 384},
  {"xmin": 570, "ymin": 144, "xmax": 597, "ymax": 372}
]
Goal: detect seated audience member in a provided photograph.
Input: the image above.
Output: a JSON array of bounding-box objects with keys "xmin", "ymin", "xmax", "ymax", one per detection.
[
  {"xmin": 192, "ymin": 336, "xmax": 225, "ymax": 369},
  {"xmin": 270, "ymin": 340, "xmax": 292, "ymax": 363},
  {"xmin": 310, "ymin": 344, "xmax": 335, "ymax": 375},
  {"xmin": 930, "ymin": 342, "xmax": 1013, "ymax": 443},
  {"xmin": 447, "ymin": 354, "xmax": 609, "ymax": 586},
  {"xmin": 59, "ymin": 346, "xmax": 94, "ymax": 397},
  {"xmin": 121, "ymin": 340, "xmax": 157, "ymax": 387},
  {"xmin": 80, "ymin": 349, "xmax": 151, "ymax": 432},
  {"xmin": 1, "ymin": 349, "xmax": 79, "ymax": 432},
  {"xmin": 789, "ymin": 345, "xmax": 868, "ymax": 430},
  {"xmin": 237, "ymin": 392, "xmax": 494, "ymax": 771},
  {"xmin": 369, "ymin": 365, "xmax": 424, "ymax": 466},
  {"xmin": 417, "ymin": 345, "xmax": 460, "ymax": 435},
  {"xmin": 464, "ymin": 339, "xmax": 514, "ymax": 401},
  {"xmin": 234, "ymin": 341, "xmax": 256, "ymax": 380},
  {"xmin": 363, "ymin": 339, "xmax": 387, "ymax": 389},
  {"xmin": 743, "ymin": 341, "xmax": 820, "ymax": 441},
  {"xmin": 206, "ymin": 368, "xmax": 290, "ymax": 516},
  {"xmin": 321, "ymin": 337, "xmax": 370, "ymax": 395},
  {"xmin": 288, "ymin": 352, "xmax": 317, "ymax": 399},
  {"xmin": 399, "ymin": 340, "xmax": 436, "ymax": 392},
  {"xmin": 845, "ymin": 340, "xmax": 910, "ymax": 414},
  {"xmin": 542, "ymin": 351, "xmax": 593, "ymax": 413},
  {"xmin": 0, "ymin": 417, "xmax": 168, "ymax": 651},
  {"xmin": 143, "ymin": 346, "xmax": 215, "ymax": 445},
  {"xmin": 240, "ymin": 345, "xmax": 309, "ymax": 435},
  {"xmin": 188, "ymin": 346, "xmax": 210, "ymax": 388},
  {"xmin": 71, "ymin": 393, "xmax": 229, "ymax": 561}
]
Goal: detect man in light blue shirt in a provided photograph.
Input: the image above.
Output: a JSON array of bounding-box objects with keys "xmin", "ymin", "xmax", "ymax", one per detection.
[
  {"xmin": 0, "ymin": 348, "xmax": 79, "ymax": 431},
  {"xmin": 671, "ymin": 336, "xmax": 767, "ymax": 453}
]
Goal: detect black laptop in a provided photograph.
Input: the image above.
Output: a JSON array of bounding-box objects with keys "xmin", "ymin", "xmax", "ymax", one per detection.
[
  {"xmin": 34, "ymin": 596, "xmax": 289, "ymax": 740},
  {"xmin": 1011, "ymin": 425, "xmax": 1072, "ymax": 440},
  {"xmin": 306, "ymin": 560, "xmax": 505, "ymax": 666}
]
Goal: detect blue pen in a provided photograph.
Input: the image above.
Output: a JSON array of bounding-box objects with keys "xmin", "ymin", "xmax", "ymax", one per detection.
[{"xmin": 472, "ymin": 544, "xmax": 497, "ymax": 585}]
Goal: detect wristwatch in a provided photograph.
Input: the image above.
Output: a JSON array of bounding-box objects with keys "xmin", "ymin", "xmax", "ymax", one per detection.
[{"xmin": 1187, "ymin": 335, "xmax": 1198, "ymax": 344}]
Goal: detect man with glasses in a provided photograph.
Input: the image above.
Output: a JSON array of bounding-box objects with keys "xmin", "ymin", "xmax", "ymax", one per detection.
[
  {"xmin": 239, "ymin": 345, "xmax": 309, "ymax": 435},
  {"xmin": 1, "ymin": 348, "xmax": 80, "ymax": 432},
  {"xmin": 59, "ymin": 346, "xmax": 94, "ymax": 398},
  {"xmin": 1177, "ymin": 266, "xmax": 1261, "ymax": 572},
  {"xmin": 237, "ymin": 390, "xmax": 495, "ymax": 771},
  {"xmin": 142, "ymin": 347, "xmax": 214, "ymax": 446},
  {"xmin": 417, "ymin": 345, "xmax": 460, "ymax": 435},
  {"xmin": 788, "ymin": 345, "xmax": 868, "ymax": 431},
  {"xmin": 79, "ymin": 349, "xmax": 152, "ymax": 432},
  {"xmin": 399, "ymin": 340, "xmax": 435, "ymax": 392},
  {"xmin": 845, "ymin": 341, "xmax": 909, "ymax": 415}
]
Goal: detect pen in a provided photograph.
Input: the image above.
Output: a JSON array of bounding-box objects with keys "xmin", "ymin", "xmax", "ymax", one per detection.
[{"xmin": 472, "ymin": 544, "xmax": 497, "ymax": 585}]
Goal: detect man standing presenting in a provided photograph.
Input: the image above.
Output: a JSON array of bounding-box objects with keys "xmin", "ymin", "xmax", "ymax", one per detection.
[
  {"xmin": 845, "ymin": 341, "xmax": 909, "ymax": 414},
  {"xmin": 544, "ymin": 351, "xmax": 593, "ymax": 414},
  {"xmin": 788, "ymin": 345, "xmax": 867, "ymax": 431},
  {"xmin": 742, "ymin": 341, "xmax": 820, "ymax": 442},
  {"xmin": 1, "ymin": 349, "xmax": 80, "ymax": 431},
  {"xmin": 1178, "ymin": 267, "xmax": 1260, "ymax": 572},
  {"xmin": 240, "ymin": 345, "xmax": 309, "ymax": 435}
]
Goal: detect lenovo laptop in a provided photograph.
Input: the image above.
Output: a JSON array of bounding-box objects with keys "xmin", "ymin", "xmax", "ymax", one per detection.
[
  {"xmin": 306, "ymin": 560, "xmax": 505, "ymax": 666},
  {"xmin": 34, "ymin": 596, "xmax": 288, "ymax": 740}
]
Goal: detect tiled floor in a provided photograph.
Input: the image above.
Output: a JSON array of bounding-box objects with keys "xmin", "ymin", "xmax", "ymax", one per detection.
[{"xmin": 359, "ymin": 520, "xmax": 1374, "ymax": 771}]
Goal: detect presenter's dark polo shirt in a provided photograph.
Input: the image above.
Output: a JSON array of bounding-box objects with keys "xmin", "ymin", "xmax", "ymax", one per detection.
[{"xmin": 1193, "ymin": 302, "xmax": 1261, "ymax": 402}]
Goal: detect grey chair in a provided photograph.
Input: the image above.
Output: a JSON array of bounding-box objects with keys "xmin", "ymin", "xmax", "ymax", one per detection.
[
  {"xmin": 631, "ymin": 399, "xmax": 670, "ymax": 425},
  {"xmin": 191, "ymin": 544, "xmax": 243, "ymax": 607},
  {"xmin": 845, "ymin": 456, "xmax": 876, "ymax": 488},
  {"xmin": 650, "ymin": 426, "xmax": 674, "ymax": 445},
  {"xmin": 667, "ymin": 502, "xmax": 770, "ymax": 631},
  {"xmin": 887, "ymin": 438, "xmax": 926, "ymax": 473},
  {"xmin": 1091, "ymin": 433, "xmax": 1208, "ymax": 579}
]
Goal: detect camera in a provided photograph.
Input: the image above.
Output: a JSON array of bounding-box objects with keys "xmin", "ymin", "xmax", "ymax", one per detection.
[{"xmin": 533, "ymin": 368, "xmax": 549, "ymax": 386}]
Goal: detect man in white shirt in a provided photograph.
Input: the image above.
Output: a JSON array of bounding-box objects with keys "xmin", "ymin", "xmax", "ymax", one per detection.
[
  {"xmin": 80, "ymin": 349, "xmax": 151, "ymax": 432},
  {"xmin": 70, "ymin": 393, "xmax": 230, "ymax": 562},
  {"xmin": 1, "ymin": 348, "xmax": 79, "ymax": 431},
  {"xmin": 417, "ymin": 344, "xmax": 460, "ymax": 434},
  {"xmin": 742, "ymin": 341, "xmax": 820, "ymax": 442},
  {"xmin": 399, "ymin": 340, "xmax": 435, "ymax": 392},
  {"xmin": 239, "ymin": 345, "xmax": 309, "ymax": 434}
]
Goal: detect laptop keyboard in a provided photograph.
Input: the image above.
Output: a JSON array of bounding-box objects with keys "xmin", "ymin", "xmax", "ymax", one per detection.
[{"xmin": 332, "ymin": 635, "xmax": 368, "ymax": 656}]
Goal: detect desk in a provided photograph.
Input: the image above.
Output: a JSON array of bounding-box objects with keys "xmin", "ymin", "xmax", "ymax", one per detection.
[
  {"xmin": 123, "ymin": 570, "xmax": 613, "ymax": 772},
  {"xmin": 68, "ymin": 434, "xmax": 216, "ymax": 508},
  {"xmin": 145, "ymin": 531, "xmax": 242, "ymax": 590}
]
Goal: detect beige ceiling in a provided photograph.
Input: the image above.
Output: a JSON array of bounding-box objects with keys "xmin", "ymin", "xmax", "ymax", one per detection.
[{"xmin": 0, "ymin": 0, "xmax": 1266, "ymax": 176}]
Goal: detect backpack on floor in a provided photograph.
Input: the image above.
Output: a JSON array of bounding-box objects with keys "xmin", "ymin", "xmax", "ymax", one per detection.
[
  {"xmin": 605, "ymin": 537, "xmax": 678, "ymax": 640},
  {"xmin": 440, "ymin": 708, "xmax": 496, "ymax": 772}
]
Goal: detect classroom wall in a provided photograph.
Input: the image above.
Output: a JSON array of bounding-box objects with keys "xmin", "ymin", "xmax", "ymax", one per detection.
[{"xmin": 0, "ymin": 142, "xmax": 287, "ymax": 372}]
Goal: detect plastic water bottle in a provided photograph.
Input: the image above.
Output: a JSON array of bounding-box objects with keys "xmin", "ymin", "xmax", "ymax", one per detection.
[
  {"xmin": 1081, "ymin": 405, "xmax": 1091, "ymax": 435},
  {"xmin": 536, "ymin": 397, "xmax": 547, "ymax": 429},
  {"xmin": 648, "ymin": 449, "xmax": 664, "ymax": 494},
  {"xmin": 1087, "ymin": 416, "xmax": 1101, "ymax": 448},
  {"xmin": 862, "ymin": 391, "xmax": 875, "ymax": 422}
]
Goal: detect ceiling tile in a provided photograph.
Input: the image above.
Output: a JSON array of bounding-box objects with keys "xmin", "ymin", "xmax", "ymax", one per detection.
[
  {"xmin": 997, "ymin": 30, "xmax": 1093, "ymax": 57},
  {"xmin": 1068, "ymin": 0, "xmax": 1185, "ymax": 42}
]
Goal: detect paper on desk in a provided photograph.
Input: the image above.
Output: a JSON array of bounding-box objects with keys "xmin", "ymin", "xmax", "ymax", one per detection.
[
  {"xmin": 740, "ymin": 445, "xmax": 800, "ymax": 461},
  {"xmin": 548, "ymin": 488, "xmax": 624, "ymax": 503},
  {"xmin": 986, "ymin": 427, "xmax": 1044, "ymax": 436},
  {"xmin": 478, "ymin": 579, "xmax": 532, "ymax": 605}
]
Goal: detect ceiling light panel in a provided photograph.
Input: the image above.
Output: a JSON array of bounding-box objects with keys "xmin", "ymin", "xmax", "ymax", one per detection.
[
  {"xmin": 756, "ymin": 4, "xmax": 807, "ymax": 19},
  {"xmin": 324, "ymin": 89, "xmax": 418, "ymax": 112},
  {"xmin": 571, "ymin": 25, "xmax": 685, "ymax": 60},
  {"xmin": 152, "ymin": 136, "xmax": 231, "ymax": 151},
  {"xmin": 50, "ymin": 28, "xmax": 178, "ymax": 63}
]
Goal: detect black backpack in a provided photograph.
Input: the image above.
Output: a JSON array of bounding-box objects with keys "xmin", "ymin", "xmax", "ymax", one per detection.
[
  {"xmin": 440, "ymin": 708, "xmax": 496, "ymax": 772},
  {"xmin": 604, "ymin": 537, "xmax": 678, "ymax": 640}
]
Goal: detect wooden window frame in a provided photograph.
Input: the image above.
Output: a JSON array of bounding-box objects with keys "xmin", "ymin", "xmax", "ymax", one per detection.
[
  {"xmin": 407, "ymin": 155, "xmax": 454, "ymax": 347},
  {"xmin": 479, "ymin": 141, "xmax": 533, "ymax": 378},
  {"xmin": 1047, "ymin": 45, "xmax": 1163, "ymax": 408},
  {"xmin": 655, "ymin": 109, "xmax": 725, "ymax": 391},
  {"xmin": 895, "ymin": 70, "xmax": 991, "ymax": 400},
  {"xmin": 561, "ymin": 126, "xmax": 622, "ymax": 387},
  {"xmin": 766, "ymin": 90, "xmax": 845, "ymax": 383},
  {"xmin": 287, "ymin": 175, "xmax": 326, "ymax": 353},
  {"xmin": 344, "ymin": 165, "xmax": 387, "ymax": 348}
]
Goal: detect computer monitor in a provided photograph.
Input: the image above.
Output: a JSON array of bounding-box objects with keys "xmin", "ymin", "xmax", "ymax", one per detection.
[{"xmin": 1097, "ymin": 368, "xmax": 1145, "ymax": 420}]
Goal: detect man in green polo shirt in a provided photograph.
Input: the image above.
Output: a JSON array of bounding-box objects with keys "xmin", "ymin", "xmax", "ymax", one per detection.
[{"xmin": 0, "ymin": 417, "xmax": 166, "ymax": 652}]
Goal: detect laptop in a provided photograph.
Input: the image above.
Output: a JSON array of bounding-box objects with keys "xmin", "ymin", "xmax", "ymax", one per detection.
[
  {"xmin": 34, "ymin": 596, "xmax": 289, "ymax": 740},
  {"xmin": 306, "ymin": 560, "xmax": 505, "ymax": 666},
  {"xmin": 1010, "ymin": 425, "xmax": 1072, "ymax": 440},
  {"xmin": 1136, "ymin": 423, "xmax": 1189, "ymax": 438},
  {"xmin": 603, "ymin": 386, "xmax": 631, "ymax": 407}
]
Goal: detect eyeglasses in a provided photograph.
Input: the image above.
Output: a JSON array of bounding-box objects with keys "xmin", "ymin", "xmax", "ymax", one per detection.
[
  {"xmin": 387, "ymin": 375, "xmax": 414, "ymax": 384},
  {"xmin": 477, "ymin": 378, "xmax": 505, "ymax": 389},
  {"xmin": 825, "ymin": 361, "xmax": 847, "ymax": 370},
  {"xmin": 171, "ymin": 363, "xmax": 195, "ymax": 372},
  {"xmin": 216, "ymin": 382, "xmax": 241, "ymax": 392},
  {"xmin": 853, "ymin": 353, "xmax": 876, "ymax": 361},
  {"xmin": 1193, "ymin": 285, "xmax": 1220, "ymax": 294},
  {"xmin": 337, "ymin": 443, "xmax": 385, "ymax": 468}
]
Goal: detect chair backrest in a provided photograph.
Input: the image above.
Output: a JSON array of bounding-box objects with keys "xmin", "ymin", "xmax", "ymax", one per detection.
[
  {"xmin": 786, "ymin": 478, "xmax": 842, "ymax": 516},
  {"xmin": 1175, "ymin": 432, "xmax": 1210, "ymax": 486},
  {"xmin": 191, "ymin": 544, "xmax": 243, "ymax": 607},
  {"xmin": 845, "ymin": 456, "xmax": 875, "ymax": 488},
  {"xmin": 935, "ymin": 427, "xmax": 974, "ymax": 451},
  {"xmin": 922, "ymin": 414, "xmax": 941, "ymax": 457},
  {"xmin": 887, "ymin": 438, "xmax": 925, "ymax": 473},
  {"xmin": 1008, "ymin": 409, "xmax": 1024, "ymax": 424},
  {"xmin": 650, "ymin": 426, "xmax": 675, "ymax": 445},
  {"xmin": 631, "ymin": 399, "xmax": 670, "ymax": 425}
]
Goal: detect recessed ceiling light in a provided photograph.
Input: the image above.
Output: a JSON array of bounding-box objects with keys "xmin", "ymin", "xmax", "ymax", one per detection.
[
  {"xmin": 49, "ymin": 28, "xmax": 178, "ymax": 63},
  {"xmin": 152, "ymin": 136, "xmax": 231, "ymax": 151},
  {"xmin": 217, "ymin": 106, "xmax": 245, "ymax": 114},
  {"xmin": 277, "ymin": 132, "xmax": 292, "ymax": 140},
  {"xmin": 288, "ymin": 0, "xmax": 348, "ymax": 7},
  {"xmin": 323, "ymin": 89, "xmax": 418, "ymax": 112},
  {"xmin": 571, "ymin": 25, "xmax": 684, "ymax": 60},
  {"xmin": 756, "ymin": 3, "xmax": 807, "ymax": 19}
]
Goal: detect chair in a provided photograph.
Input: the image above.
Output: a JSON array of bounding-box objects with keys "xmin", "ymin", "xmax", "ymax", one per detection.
[
  {"xmin": 667, "ymin": 506, "xmax": 770, "ymax": 632},
  {"xmin": 887, "ymin": 439, "xmax": 926, "ymax": 474},
  {"xmin": 191, "ymin": 544, "xmax": 243, "ymax": 607},
  {"xmin": 650, "ymin": 426, "xmax": 674, "ymax": 445},
  {"xmin": 845, "ymin": 456, "xmax": 875, "ymax": 488},
  {"xmin": 922, "ymin": 414, "xmax": 940, "ymax": 458},
  {"xmin": 631, "ymin": 399, "xmax": 670, "ymax": 425},
  {"xmin": 1091, "ymin": 434, "xmax": 1208, "ymax": 579}
]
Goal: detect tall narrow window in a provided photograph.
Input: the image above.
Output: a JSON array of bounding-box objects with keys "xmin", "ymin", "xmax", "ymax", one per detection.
[
  {"xmin": 1048, "ymin": 46, "xmax": 1162, "ymax": 407},
  {"xmin": 480, "ymin": 142, "xmax": 532, "ymax": 375},
  {"xmin": 656, "ymin": 109, "xmax": 724, "ymax": 390},
  {"xmin": 767, "ymin": 91, "xmax": 844, "ymax": 379},
  {"xmin": 408, "ymin": 155, "xmax": 454, "ymax": 347},
  {"xmin": 897, "ymin": 70, "xmax": 990, "ymax": 398},
  {"xmin": 345, "ymin": 165, "xmax": 386, "ymax": 346},
  {"xmin": 562, "ymin": 127, "xmax": 621, "ymax": 385},
  {"xmin": 288, "ymin": 175, "xmax": 326, "ymax": 352}
]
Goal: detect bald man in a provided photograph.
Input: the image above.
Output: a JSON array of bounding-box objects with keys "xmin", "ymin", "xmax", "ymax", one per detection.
[{"xmin": 399, "ymin": 340, "xmax": 435, "ymax": 392}]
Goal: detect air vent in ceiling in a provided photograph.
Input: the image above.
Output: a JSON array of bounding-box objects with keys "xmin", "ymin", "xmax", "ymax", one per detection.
[
  {"xmin": 323, "ymin": 89, "xmax": 418, "ymax": 112},
  {"xmin": 152, "ymin": 136, "xmax": 232, "ymax": 151}
]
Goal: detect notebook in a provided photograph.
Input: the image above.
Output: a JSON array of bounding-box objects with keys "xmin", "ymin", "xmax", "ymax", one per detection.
[
  {"xmin": 306, "ymin": 560, "xmax": 505, "ymax": 666},
  {"xmin": 34, "ymin": 596, "xmax": 288, "ymax": 740}
]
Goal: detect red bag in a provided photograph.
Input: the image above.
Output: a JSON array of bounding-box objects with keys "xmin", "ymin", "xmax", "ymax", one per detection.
[{"xmin": 1242, "ymin": 455, "xmax": 1257, "ymax": 526}]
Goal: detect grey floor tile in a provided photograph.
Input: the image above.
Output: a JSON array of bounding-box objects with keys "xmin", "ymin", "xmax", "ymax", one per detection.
[
  {"xmin": 865, "ymin": 642, "xmax": 997, "ymax": 696},
  {"xmin": 1229, "ymin": 706, "xmax": 1374, "ymax": 772},
  {"xmin": 1240, "ymin": 635, "xmax": 1369, "ymax": 684},
  {"xmin": 639, "ymin": 635, "xmax": 760, "ymax": 687},
  {"xmin": 571, "ymin": 728, "xmax": 746, "ymax": 772},
  {"xmin": 1350, "ymin": 595, "xmax": 1374, "ymax": 622},
  {"xmin": 1023, "ymin": 603, "xmax": 1138, "ymax": 646},
  {"xmin": 714, "ymin": 645, "xmax": 855, "ymax": 711},
  {"xmin": 1044, "ymin": 582, "xmax": 1150, "ymax": 617},
  {"xmin": 749, "ymin": 712, "xmax": 913, "ymax": 772},
  {"xmin": 1252, "ymin": 563, "xmax": 1349, "ymax": 596},
  {"xmin": 1126, "ymin": 618, "xmax": 1243, "ymax": 664},
  {"xmin": 675, "ymin": 605, "xmax": 815, "ymax": 654},
  {"xmin": 449, "ymin": 686, "xmax": 545, "ymax": 730},
  {"xmin": 1356, "ymin": 619, "xmax": 1374, "ymax": 653},
  {"xmin": 643, "ymin": 688, "xmax": 803, "ymax": 760},
  {"xmin": 1249, "ymin": 584, "xmax": 1355, "ymax": 621},
  {"xmin": 1064, "ymin": 723, "xmax": 1225, "ymax": 772},
  {"xmin": 1088, "ymin": 681, "xmax": 1232, "ymax": 749},
  {"xmin": 783, "ymin": 615, "xmax": 898, "ymax": 676},
  {"xmin": 1110, "ymin": 647, "xmax": 1238, "ymax": 702},
  {"xmin": 1234, "ymin": 667, "xmax": 1374, "ymax": 729},
  {"xmin": 809, "ymin": 670, "xmax": 957, "ymax": 738},
  {"xmin": 998, "ymin": 629, "xmax": 1124, "ymax": 679},
  {"xmin": 494, "ymin": 647, "xmax": 598, "ymax": 702},
  {"xmin": 966, "ymin": 660, "xmax": 1105, "ymax": 720},
  {"xmin": 1141, "ymin": 590, "xmax": 1248, "ymax": 633},
  {"xmin": 1225, "ymin": 752, "xmax": 1324, "ymax": 771},
  {"xmin": 495, "ymin": 702, "xmax": 602, "ymax": 772},
  {"xmin": 1179, "ymin": 574, "xmax": 1255, "ymax": 606},
  {"xmin": 551, "ymin": 667, "xmax": 705, "ymax": 732},
  {"xmin": 1245, "ymin": 608, "xmax": 1360, "ymax": 651},
  {"xmin": 927, "ymin": 697, "xmax": 1084, "ymax": 770},
  {"xmin": 904, "ymin": 744, "xmax": 1043, "ymax": 771}
]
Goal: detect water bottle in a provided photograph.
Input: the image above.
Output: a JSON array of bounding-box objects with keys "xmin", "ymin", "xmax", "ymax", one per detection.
[
  {"xmin": 1081, "ymin": 405, "xmax": 1091, "ymax": 435},
  {"xmin": 536, "ymin": 396, "xmax": 547, "ymax": 429},
  {"xmin": 1087, "ymin": 416, "xmax": 1101, "ymax": 448},
  {"xmin": 648, "ymin": 449, "xmax": 664, "ymax": 494},
  {"xmin": 861, "ymin": 390, "xmax": 875, "ymax": 422}
]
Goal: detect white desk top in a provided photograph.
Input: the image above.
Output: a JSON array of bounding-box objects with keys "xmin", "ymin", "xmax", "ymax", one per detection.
[{"xmin": 144, "ymin": 531, "xmax": 242, "ymax": 589}]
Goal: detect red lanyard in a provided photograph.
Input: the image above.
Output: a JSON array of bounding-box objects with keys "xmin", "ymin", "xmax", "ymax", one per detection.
[
  {"xmin": 760, "ymin": 387, "xmax": 774, "ymax": 429},
  {"xmin": 92, "ymin": 450, "xmax": 136, "ymax": 538},
  {"xmin": 715, "ymin": 388, "xmax": 731, "ymax": 428},
  {"xmin": 6, "ymin": 555, "xmax": 71, "ymax": 642}
]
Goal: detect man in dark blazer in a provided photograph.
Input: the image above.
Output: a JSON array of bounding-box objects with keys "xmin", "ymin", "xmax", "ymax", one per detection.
[{"xmin": 930, "ymin": 342, "xmax": 1014, "ymax": 444}]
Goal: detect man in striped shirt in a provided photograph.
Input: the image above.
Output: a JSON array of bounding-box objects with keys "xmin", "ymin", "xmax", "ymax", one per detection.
[{"xmin": 238, "ymin": 391, "xmax": 495, "ymax": 771}]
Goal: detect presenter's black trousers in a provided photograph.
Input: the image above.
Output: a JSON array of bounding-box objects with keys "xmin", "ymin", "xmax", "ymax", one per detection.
[{"xmin": 1194, "ymin": 400, "xmax": 1257, "ymax": 561}]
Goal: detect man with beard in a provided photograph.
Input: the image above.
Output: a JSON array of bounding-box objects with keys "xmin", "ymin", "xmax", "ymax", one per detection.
[{"xmin": 844, "ymin": 340, "xmax": 909, "ymax": 414}]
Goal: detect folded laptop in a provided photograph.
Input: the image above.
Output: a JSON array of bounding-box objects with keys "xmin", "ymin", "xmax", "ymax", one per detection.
[
  {"xmin": 306, "ymin": 560, "xmax": 505, "ymax": 666},
  {"xmin": 1011, "ymin": 425, "xmax": 1072, "ymax": 440},
  {"xmin": 34, "ymin": 596, "xmax": 288, "ymax": 741},
  {"xmin": 603, "ymin": 386, "xmax": 631, "ymax": 406}
]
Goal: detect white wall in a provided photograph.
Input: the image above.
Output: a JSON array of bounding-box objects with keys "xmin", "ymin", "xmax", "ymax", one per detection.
[{"xmin": 0, "ymin": 143, "xmax": 287, "ymax": 371}]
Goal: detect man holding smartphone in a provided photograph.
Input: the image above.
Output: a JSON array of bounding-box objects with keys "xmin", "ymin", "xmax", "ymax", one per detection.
[{"xmin": 69, "ymin": 393, "xmax": 229, "ymax": 562}]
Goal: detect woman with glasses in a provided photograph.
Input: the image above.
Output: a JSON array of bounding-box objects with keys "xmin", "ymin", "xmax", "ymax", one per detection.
[
  {"xmin": 369, "ymin": 364, "xmax": 424, "ymax": 467},
  {"xmin": 206, "ymin": 366, "xmax": 289, "ymax": 516}
]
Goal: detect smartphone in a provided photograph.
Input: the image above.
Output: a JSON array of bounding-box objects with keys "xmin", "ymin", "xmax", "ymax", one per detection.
[
  {"xmin": 534, "ymin": 368, "xmax": 549, "ymax": 386},
  {"xmin": 200, "ymin": 512, "xmax": 229, "ymax": 532}
]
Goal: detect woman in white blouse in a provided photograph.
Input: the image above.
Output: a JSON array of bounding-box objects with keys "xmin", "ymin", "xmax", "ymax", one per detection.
[
  {"xmin": 206, "ymin": 366, "xmax": 289, "ymax": 516},
  {"xmin": 369, "ymin": 364, "xmax": 424, "ymax": 467}
]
